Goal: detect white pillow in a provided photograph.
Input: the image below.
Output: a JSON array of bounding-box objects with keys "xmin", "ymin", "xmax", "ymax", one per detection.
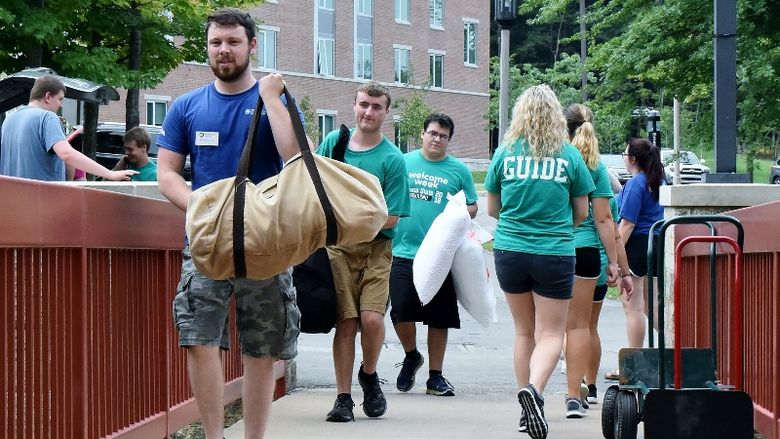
[
  {"xmin": 413, "ymin": 191, "xmax": 471, "ymax": 305},
  {"xmin": 452, "ymin": 227, "xmax": 497, "ymax": 327}
]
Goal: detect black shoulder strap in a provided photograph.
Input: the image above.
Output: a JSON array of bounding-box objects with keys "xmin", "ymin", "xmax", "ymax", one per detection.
[{"xmin": 332, "ymin": 124, "xmax": 350, "ymax": 163}]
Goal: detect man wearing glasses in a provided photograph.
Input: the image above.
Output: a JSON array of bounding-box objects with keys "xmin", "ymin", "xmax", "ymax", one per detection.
[{"xmin": 389, "ymin": 113, "xmax": 478, "ymax": 397}]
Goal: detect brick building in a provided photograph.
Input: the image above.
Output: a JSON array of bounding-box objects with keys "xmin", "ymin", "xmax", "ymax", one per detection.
[{"xmin": 100, "ymin": 0, "xmax": 491, "ymax": 158}]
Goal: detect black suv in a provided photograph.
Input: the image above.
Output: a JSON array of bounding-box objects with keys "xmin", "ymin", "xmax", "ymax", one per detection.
[{"xmin": 67, "ymin": 122, "xmax": 191, "ymax": 180}]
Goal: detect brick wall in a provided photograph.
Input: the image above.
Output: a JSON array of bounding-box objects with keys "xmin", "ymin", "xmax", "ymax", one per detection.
[{"xmin": 99, "ymin": 0, "xmax": 491, "ymax": 159}]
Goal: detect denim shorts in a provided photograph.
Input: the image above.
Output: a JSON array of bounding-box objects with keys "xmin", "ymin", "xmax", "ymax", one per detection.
[
  {"xmin": 172, "ymin": 246, "xmax": 300, "ymax": 360},
  {"xmin": 389, "ymin": 257, "xmax": 460, "ymax": 329},
  {"xmin": 493, "ymin": 249, "xmax": 575, "ymax": 299}
]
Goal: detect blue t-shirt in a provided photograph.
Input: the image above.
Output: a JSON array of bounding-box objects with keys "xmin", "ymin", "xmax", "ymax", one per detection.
[
  {"xmin": 0, "ymin": 106, "xmax": 67, "ymax": 181},
  {"xmin": 617, "ymin": 171, "xmax": 664, "ymax": 236},
  {"xmin": 157, "ymin": 82, "xmax": 303, "ymax": 190}
]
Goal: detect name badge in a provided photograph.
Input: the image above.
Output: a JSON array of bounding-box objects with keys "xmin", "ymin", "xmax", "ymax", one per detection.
[{"xmin": 195, "ymin": 131, "xmax": 219, "ymax": 147}]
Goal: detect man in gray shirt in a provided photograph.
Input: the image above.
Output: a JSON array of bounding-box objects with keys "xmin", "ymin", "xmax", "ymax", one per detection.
[{"xmin": 0, "ymin": 74, "xmax": 136, "ymax": 182}]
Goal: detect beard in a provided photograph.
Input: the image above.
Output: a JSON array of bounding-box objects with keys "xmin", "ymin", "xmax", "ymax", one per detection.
[{"xmin": 210, "ymin": 54, "xmax": 250, "ymax": 83}]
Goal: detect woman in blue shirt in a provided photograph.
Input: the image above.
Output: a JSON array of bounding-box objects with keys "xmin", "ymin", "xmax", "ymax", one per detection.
[{"xmin": 616, "ymin": 138, "xmax": 665, "ymax": 350}]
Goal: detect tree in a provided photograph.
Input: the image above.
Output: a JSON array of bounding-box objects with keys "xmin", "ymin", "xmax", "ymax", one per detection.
[
  {"xmin": 297, "ymin": 96, "xmax": 320, "ymax": 145},
  {"xmin": 393, "ymin": 83, "xmax": 435, "ymax": 151}
]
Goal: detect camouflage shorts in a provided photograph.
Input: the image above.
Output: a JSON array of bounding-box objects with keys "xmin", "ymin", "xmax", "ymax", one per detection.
[{"xmin": 172, "ymin": 246, "xmax": 300, "ymax": 360}]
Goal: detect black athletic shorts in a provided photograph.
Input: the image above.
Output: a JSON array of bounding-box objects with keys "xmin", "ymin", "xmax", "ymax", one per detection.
[
  {"xmin": 389, "ymin": 257, "xmax": 460, "ymax": 329},
  {"xmin": 624, "ymin": 233, "xmax": 660, "ymax": 277},
  {"xmin": 575, "ymin": 247, "xmax": 601, "ymax": 278},
  {"xmin": 593, "ymin": 284, "xmax": 608, "ymax": 302},
  {"xmin": 493, "ymin": 249, "xmax": 574, "ymax": 300}
]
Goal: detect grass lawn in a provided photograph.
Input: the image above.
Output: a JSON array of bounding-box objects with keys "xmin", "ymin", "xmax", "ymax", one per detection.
[{"xmin": 690, "ymin": 148, "xmax": 775, "ymax": 184}]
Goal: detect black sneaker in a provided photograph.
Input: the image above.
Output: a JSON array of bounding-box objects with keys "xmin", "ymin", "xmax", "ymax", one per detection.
[
  {"xmin": 396, "ymin": 350, "xmax": 424, "ymax": 392},
  {"xmin": 565, "ymin": 397, "xmax": 585, "ymax": 419},
  {"xmin": 518, "ymin": 409, "xmax": 528, "ymax": 432},
  {"xmin": 586, "ymin": 383, "xmax": 598, "ymax": 405},
  {"xmin": 517, "ymin": 384, "xmax": 547, "ymax": 439},
  {"xmin": 426, "ymin": 374, "xmax": 455, "ymax": 396},
  {"xmin": 326, "ymin": 393, "xmax": 355, "ymax": 422},
  {"xmin": 358, "ymin": 365, "xmax": 387, "ymax": 417}
]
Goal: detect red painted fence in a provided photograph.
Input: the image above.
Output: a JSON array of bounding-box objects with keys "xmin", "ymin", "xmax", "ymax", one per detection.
[
  {"xmin": 0, "ymin": 176, "xmax": 285, "ymax": 438},
  {"xmin": 673, "ymin": 200, "xmax": 780, "ymax": 439}
]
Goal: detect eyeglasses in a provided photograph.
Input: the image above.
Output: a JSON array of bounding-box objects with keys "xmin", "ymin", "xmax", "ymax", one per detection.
[
  {"xmin": 621, "ymin": 152, "xmax": 631, "ymax": 157},
  {"xmin": 425, "ymin": 130, "xmax": 450, "ymax": 141}
]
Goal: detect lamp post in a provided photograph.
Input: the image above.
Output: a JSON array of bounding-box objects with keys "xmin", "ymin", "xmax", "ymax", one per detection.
[{"xmin": 495, "ymin": 0, "xmax": 518, "ymax": 144}]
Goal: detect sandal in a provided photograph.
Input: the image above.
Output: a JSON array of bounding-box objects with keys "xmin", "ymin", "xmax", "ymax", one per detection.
[{"xmin": 604, "ymin": 369, "xmax": 620, "ymax": 381}]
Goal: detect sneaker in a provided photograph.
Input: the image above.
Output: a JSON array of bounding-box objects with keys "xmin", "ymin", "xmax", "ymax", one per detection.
[
  {"xmin": 326, "ymin": 393, "xmax": 355, "ymax": 422},
  {"xmin": 517, "ymin": 384, "xmax": 547, "ymax": 439},
  {"xmin": 565, "ymin": 397, "xmax": 586, "ymax": 419},
  {"xmin": 358, "ymin": 365, "xmax": 387, "ymax": 417},
  {"xmin": 586, "ymin": 384, "xmax": 598, "ymax": 405},
  {"xmin": 396, "ymin": 350, "xmax": 424, "ymax": 392},
  {"xmin": 580, "ymin": 382, "xmax": 590, "ymax": 409},
  {"xmin": 518, "ymin": 409, "xmax": 528, "ymax": 432},
  {"xmin": 426, "ymin": 374, "xmax": 455, "ymax": 396}
]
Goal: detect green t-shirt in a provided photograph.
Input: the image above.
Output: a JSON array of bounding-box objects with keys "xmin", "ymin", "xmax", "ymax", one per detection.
[
  {"xmin": 574, "ymin": 161, "xmax": 614, "ymax": 248},
  {"xmin": 131, "ymin": 160, "xmax": 157, "ymax": 181},
  {"xmin": 393, "ymin": 150, "xmax": 479, "ymax": 259},
  {"xmin": 317, "ymin": 129, "xmax": 410, "ymax": 239},
  {"xmin": 484, "ymin": 139, "xmax": 595, "ymax": 256}
]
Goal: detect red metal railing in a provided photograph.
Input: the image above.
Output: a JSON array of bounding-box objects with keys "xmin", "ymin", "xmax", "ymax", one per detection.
[
  {"xmin": 673, "ymin": 200, "xmax": 780, "ymax": 439},
  {"xmin": 0, "ymin": 176, "xmax": 285, "ymax": 438}
]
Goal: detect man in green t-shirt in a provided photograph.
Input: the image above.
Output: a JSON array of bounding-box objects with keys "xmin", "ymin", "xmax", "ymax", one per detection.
[
  {"xmin": 390, "ymin": 113, "xmax": 478, "ymax": 397},
  {"xmin": 316, "ymin": 82, "xmax": 410, "ymax": 423},
  {"xmin": 112, "ymin": 126, "xmax": 157, "ymax": 181}
]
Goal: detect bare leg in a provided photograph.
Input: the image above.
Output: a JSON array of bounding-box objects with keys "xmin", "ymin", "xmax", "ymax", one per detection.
[
  {"xmin": 186, "ymin": 346, "xmax": 224, "ymax": 439},
  {"xmin": 505, "ymin": 292, "xmax": 535, "ymax": 389},
  {"xmin": 427, "ymin": 327, "xmax": 448, "ymax": 371},
  {"xmin": 333, "ymin": 318, "xmax": 359, "ymax": 393},
  {"xmin": 622, "ymin": 275, "xmax": 646, "ymax": 347},
  {"xmin": 394, "ymin": 321, "xmax": 417, "ymax": 353},
  {"xmin": 359, "ymin": 310, "xmax": 385, "ymax": 374},
  {"xmin": 565, "ymin": 277, "xmax": 596, "ymax": 399},
  {"xmin": 529, "ymin": 292, "xmax": 569, "ymax": 393},
  {"xmin": 242, "ymin": 356, "xmax": 276, "ymax": 439},
  {"xmin": 585, "ymin": 302, "xmax": 604, "ymax": 385}
]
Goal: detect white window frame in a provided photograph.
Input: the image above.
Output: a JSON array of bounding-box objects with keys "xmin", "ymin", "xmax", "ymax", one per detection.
[
  {"xmin": 428, "ymin": 49, "xmax": 445, "ymax": 89},
  {"xmin": 355, "ymin": 43, "xmax": 373, "ymax": 80},
  {"xmin": 393, "ymin": 115, "xmax": 409, "ymax": 152},
  {"xmin": 257, "ymin": 25, "xmax": 279, "ymax": 70},
  {"xmin": 395, "ymin": 0, "xmax": 410, "ymax": 24},
  {"xmin": 317, "ymin": 37, "xmax": 335, "ymax": 76},
  {"xmin": 318, "ymin": 0, "xmax": 334, "ymax": 10},
  {"xmin": 317, "ymin": 109, "xmax": 338, "ymax": 145},
  {"xmin": 463, "ymin": 18, "xmax": 478, "ymax": 67},
  {"xmin": 429, "ymin": 0, "xmax": 444, "ymax": 29},
  {"xmin": 357, "ymin": 0, "xmax": 372, "ymax": 16},
  {"xmin": 394, "ymin": 44, "xmax": 411, "ymax": 85},
  {"xmin": 145, "ymin": 99, "xmax": 168, "ymax": 126}
]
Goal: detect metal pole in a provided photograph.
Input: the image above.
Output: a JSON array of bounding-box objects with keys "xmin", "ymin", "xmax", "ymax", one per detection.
[
  {"xmin": 673, "ymin": 97, "xmax": 680, "ymax": 185},
  {"xmin": 498, "ymin": 28, "xmax": 510, "ymax": 144},
  {"xmin": 714, "ymin": 0, "xmax": 737, "ymax": 173}
]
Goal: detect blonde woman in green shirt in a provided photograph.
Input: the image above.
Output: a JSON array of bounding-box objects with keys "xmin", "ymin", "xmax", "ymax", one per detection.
[{"xmin": 485, "ymin": 85, "xmax": 594, "ymax": 439}]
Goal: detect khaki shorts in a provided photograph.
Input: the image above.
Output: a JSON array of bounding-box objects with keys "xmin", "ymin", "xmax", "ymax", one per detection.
[{"xmin": 326, "ymin": 237, "xmax": 392, "ymax": 320}]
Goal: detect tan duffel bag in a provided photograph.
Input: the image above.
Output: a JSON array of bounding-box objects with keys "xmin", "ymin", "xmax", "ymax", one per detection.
[{"xmin": 185, "ymin": 88, "xmax": 388, "ymax": 280}]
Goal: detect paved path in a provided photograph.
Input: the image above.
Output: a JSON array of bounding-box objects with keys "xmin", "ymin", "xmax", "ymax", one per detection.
[{"xmin": 226, "ymin": 195, "xmax": 634, "ymax": 438}]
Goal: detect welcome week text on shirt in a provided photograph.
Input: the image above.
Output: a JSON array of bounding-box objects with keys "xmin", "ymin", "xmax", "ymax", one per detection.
[
  {"xmin": 409, "ymin": 171, "xmax": 448, "ymax": 204},
  {"xmin": 501, "ymin": 155, "xmax": 570, "ymax": 182}
]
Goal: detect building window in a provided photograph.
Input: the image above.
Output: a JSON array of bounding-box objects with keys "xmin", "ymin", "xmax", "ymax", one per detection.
[
  {"xmin": 463, "ymin": 20, "xmax": 477, "ymax": 66},
  {"xmin": 317, "ymin": 0, "xmax": 335, "ymax": 76},
  {"xmin": 394, "ymin": 117, "xmax": 409, "ymax": 152},
  {"xmin": 394, "ymin": 45, "xmax": 410, "ymax": 84},
  {"xmin": 356, "ymin": 43, "xmax": 373, "ymax": 79},
  {"xmin": 357, "ymin": 0, "xmax": 372, "ymax": 16},
  {"xmin": 258, "ymin": 26, "xmax": 278, "ymax": 69},
  {"xmin": 395, "ymin": 0, "xmax": 410, "ymax": 23},
  {"xmin": 317, "ymin": 112, "xmax": 336, "ymax": 145},
  {"xmin": 429, "ymin": 0, "xmax": 444, "ymax": 28},
  {"xmin": 355, "ymin": 0, "xmax": 373, "ymax": 80},
  {"xmin": 429, "ymin": 52, "xmax": 444, "ymax": 88},
  {"xmin": 146, "ymin": 101, "xmax": 167, "ymax": 126}
]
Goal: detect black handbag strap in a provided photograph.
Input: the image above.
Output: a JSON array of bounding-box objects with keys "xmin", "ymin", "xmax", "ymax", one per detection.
[
  {"xmin": 332, "ymin": 124, "xmax": 350, "ymax": 163},
  {"xmin": 232, "ymin": 85, "xmax": 338, "ymax": 279}
]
